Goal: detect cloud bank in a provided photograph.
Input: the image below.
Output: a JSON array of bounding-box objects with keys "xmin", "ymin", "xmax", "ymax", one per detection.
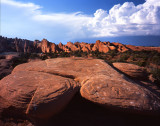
[{"xmin": 1, "ymin": 0, "xmax": 160, "ymax": 42}]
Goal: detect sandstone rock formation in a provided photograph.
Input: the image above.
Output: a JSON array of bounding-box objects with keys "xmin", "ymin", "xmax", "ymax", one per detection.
[
  {"xmin": 0, "ymin": 58, "xmax": 159, "ymax": 120},
  {"xmin": 112, "ymin": 42, "xmax": 129, "ymax": 52},
  {"xmin": 92, "ymin": 40, "xmax": 110, "ymax": 53},
  {"xmin": 65, "ymin": 42, "xmax": 80, "ymax": 52},
  {"xmin": 0, "ymin": 71, "xmax": 79, "ymax": 119},
  {"xmin": 1, "ymin": 36, "xmax": 160, "ymax": 54},
  {"xmin": 126, "ymin": 45, "xmax": 160, "ymax": 53},
  {"xmin": 113, "ymin": 63, "xmax": 149, "ymax": 80}
]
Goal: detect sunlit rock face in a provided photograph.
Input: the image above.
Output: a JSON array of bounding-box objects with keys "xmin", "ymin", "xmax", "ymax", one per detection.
[
  {"xmin": 0, "ymin": 58, "xmax": 160, "ymax": 120},
  {"xmin": 1, "ymin": 36, "xmax": 160, "ymax": 54}
]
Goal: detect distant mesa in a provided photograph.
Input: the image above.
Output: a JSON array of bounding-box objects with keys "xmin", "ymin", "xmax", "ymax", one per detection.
[{"xmin": 0, "ymin": 36, "xmax": 160, "ymax": 54}]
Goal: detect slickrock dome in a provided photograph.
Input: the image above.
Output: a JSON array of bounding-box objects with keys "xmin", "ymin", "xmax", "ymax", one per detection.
[{"xmin": 0, "ymin": 58, "xmax": 160, "ymax": 120}]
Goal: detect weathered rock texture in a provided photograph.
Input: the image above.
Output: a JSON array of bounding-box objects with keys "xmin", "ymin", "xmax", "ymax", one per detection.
[
  {"xmin": 0, "ymin": 71, "xmax": 79, "ymax": 119},
  {"xmin": 1, "ymin": 36, "xmax": 160, "ymax": 54},
  {"xmin": 113, "ymin": 63, "xmax": 149, "ymax": 80},
  {"xmin": 0, "ymin": 58, "xmax": 160, "ymax": 120}
]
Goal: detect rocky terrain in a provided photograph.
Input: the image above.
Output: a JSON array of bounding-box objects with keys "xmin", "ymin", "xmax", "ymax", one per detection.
[
  {"xmin": 0, "ymin": 36, "xmax": 160, "ymax": 126},
  {"xmin": 1, "ymin": 36, "xmax": 160, "ymax": 54},
  {"xmin": 0, "ymin": 58, "xmax": 160, "ymax": 126}
]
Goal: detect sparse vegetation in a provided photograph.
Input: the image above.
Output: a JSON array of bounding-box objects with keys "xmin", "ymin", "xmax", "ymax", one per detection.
[
  {"xmin": 2, "ymin": 49, "xmax": 160, "ymax": 85},
  {"xmin": 150, "ymin": 67, "xmax": 160, "ymax": 86}
]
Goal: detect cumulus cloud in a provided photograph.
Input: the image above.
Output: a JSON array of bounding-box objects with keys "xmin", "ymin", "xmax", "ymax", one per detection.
[
  {"xmin": 1, "ymin": 0, "xmax": 160, "ymax": 42},
  {"xmin": 85, "ymin": 0, "xmax": 160, "ymax": 37}
]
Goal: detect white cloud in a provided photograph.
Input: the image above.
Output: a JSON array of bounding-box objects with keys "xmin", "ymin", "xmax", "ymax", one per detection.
[
  {"xmin": 85, "ymin": 0, "xmax": 160, "ymax": 37},
  {"xmin": 1, "ymin": 0, "xmax": 41, "ymax": 12},
  {"xmin": 1, "ymin": 0, "xmax": 160, "ymax": 42}
]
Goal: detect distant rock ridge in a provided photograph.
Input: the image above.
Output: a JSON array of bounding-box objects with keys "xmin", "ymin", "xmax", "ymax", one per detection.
[{"xmin": 0, "ymin": 36, "xmax": 160, "ymax": 53}]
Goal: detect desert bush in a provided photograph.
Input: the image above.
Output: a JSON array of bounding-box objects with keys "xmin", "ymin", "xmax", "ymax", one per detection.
[
  {"xmin": 116, "ymin": 53, "xmax": 129, "ymax": 62},
  {"xmin": 40, "ymin": 54, "xmax": 48, "ymax": 60},
  {"xmin": 59, "ymin": 52, "xmax": 70, "ymax": 57},
  {"xmin": 134, "ymin": 61, "xmax": 146, "ymax": 67},
  {"xmin": 107, "ymin": 50, "xmax": 118, "ymax": 58},
  {"xmin": 29, "ymin": 53, "xmax": 40, "ymax": 59},
  {"xmin": 70, "ymin": 51, "xmax": 82, "ymax": 57},
  {"xmin": 82, "ymin": 52, "xmax": 88, "ymax": 57},
  {"xmin": 12, "ymin": 54, "xmax": 29, "ymax": 68},
  {"xmin": 151, "ymin": 55, "xmax": 160, "ymax": 65},
  {"xmin": 150, "ymin": 68, "xmax": 160, "ymax": 86},
  {"xmin": 91, "ymin": 51, "xmax": 104, "ymax": 58}
]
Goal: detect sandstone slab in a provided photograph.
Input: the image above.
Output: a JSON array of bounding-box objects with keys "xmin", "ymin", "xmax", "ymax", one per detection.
[
  {"xmin": 113, "ymin": 62, "xmax": 148, "ymax": 80},
  {"xmin": 0, "ymin": 58, "xmax": 160, "ymax": 120},
  {"xmin": 0, "ymin": 71, "xmax": 79, "ymax": 119},
  {"xmin": 12, "ymin": 58, "xmax": 160, "ymax": 112}
]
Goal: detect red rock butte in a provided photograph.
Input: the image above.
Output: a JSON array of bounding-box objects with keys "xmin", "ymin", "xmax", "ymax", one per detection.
[{"xmin": 0, "ymin": 36, "xmax": 160, "ymax": 53}]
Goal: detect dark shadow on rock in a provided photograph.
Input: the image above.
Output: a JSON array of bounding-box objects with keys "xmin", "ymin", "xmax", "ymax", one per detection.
[
  {"xmin": 109, "ymin": 62, "xmax": 160, "ymax": 97},
  {"xmin": 34, "ymin": 92, "xmax": 160, "ymax": 126}
]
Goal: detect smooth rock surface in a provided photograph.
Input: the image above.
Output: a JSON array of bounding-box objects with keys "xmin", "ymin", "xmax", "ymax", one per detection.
[
  {"xmin": 12, "ymin": 58, "xmax": 160, "ymax": 113},
  {"xmin": 113, "ymin": 62, "xmax": 148, "ymax": 80},
  {"xmin": 0, "ymin": 71, "xmax": 79, "ymax": 119}
]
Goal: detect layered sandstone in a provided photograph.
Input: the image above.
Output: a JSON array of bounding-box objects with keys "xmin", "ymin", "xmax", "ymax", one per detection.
[
  {"xmin": 0, "ymin": 58, "xmax": 159, "ymax": 120},
  {"xmin": 1, "ymin": 36, "xmax": 160, "ymax": 54},
  {"xmin": 113, "ymin": 63, "xmax": 149, "ymax": 80}
]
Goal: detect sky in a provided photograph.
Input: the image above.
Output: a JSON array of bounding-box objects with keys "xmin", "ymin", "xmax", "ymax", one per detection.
[{"xmin": 1, "ymin": 0, "xmax": 160, "ymax": 46}]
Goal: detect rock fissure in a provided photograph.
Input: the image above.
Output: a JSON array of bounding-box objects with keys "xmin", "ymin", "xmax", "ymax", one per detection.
[
  {"xmin": 25, "ymin": 87, "xmax": 38, "ymax": 115},
  {"xmin": 1, "ymin": 57, "xmax": 160, "ymax": 120},
  {"xmin": 28, "ymin": 70, "xmax": 76, "ymax": 80}
]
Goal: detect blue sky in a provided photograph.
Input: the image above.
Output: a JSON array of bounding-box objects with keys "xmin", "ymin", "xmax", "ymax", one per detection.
[
  {"xmin": 1, "ymin": 0, "xmax": 160, "ymax": 46},
  {"xmin": 16, "ymin": 0, "xmax": 145, "ymax": 14}
]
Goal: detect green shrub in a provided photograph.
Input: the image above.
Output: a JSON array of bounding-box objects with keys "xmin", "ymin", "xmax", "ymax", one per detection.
[
  {"xmin": 59, "ymin": 52, "xmax": 70, "ymax": 57},
  {"xmin": 135, "ymin": 61, "xmax": 146, "ymax": 67},
  {"xmin": 107, "ymin": 50, "xmax": 118, "ymax": 58},
  {"xmin": 116, "ymin": 53, "xmax": 129, "ymax": 62},
  {"xmin": 152, "ymin": 55, "xmax": 160, "ymax": 65},
  {"xmin": 150, "ymin": 68, "xmax": 160, "ymax": 86}
]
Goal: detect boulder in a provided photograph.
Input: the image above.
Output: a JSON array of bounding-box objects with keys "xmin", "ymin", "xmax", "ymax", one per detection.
[
  {"xmin": 66, "ymin": 42, "xmax": 80, "ymax": 52},
  {"xmin": 80, "ymin": 75, "xmax": 160, "ymax": 113},
  {"xmin": 92, "ymin": 40, "xmax": 110, "ymax": 53},
  {"xmin": 82, "ymin": 46, "xmax": 89, "ymax": 52},
  {"xmin": 112, "ymin": 42, "xmax": 129, "ymax": 52},
  {"xmin": 0, "ymin": 58, "xmax": 160, "ymax": 120},
  {"xmin": 58, "ymin": 42, "xmax": 70, "ymax": 52},
  {"xmin": 12, "ymin": 58, "xmax": 160, "ymax": 112},
  {"xmin": 0, "ymin": 71, "xmax": 79, "ymax": 119},
  {"xmin": 113, "ymin": 62, "xmax": 149, "ymax": 80}
]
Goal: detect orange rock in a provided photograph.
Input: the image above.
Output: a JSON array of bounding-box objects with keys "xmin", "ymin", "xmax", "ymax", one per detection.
[
  {"xmin": 82, "ymin": 46, "xmax": 89, "ymax": 52},
  {"xmin": 108, "ymin": 46, "xmax": 116, "ymax": 50},
  {"xmin": 126, "ymin": 45, "xmax": 160, "ymax": 52},
  {"xmin": 50, "ymin": 43, "xmax": 57, "ymax": 53},
  {"xmin": 113, "ymin": 63, "xmax": 149, "ymax": 80},
  {"xmin": 0, "ymin": 71, "xmax": 79, "ymax": 119},
  {"xmin": 66, "ymin": 42, "xmax": 80, "ymax": 52},
  {"xmin": 41, "ymin": 39, "xmax": 50, "ymax": 53},
  {"xmin": 10, "ymin": 57, "xmax": 160, "ymax": 115},
  {"xmin": 80, "ymin": 74, "xmax": 160, "ymax": 113},
  {"xmin": 112, "ymin": 42, "xmax": 129, "ymax": 52},
  {"xmin": 92, "ymin": 40, "xmax": 110, "ymax": 53}
]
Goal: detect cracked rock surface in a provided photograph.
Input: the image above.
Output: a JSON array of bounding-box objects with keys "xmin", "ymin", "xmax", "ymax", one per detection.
[{"xmin": 0, "ymin": 57, "xmax": 160, "ymax": 120}]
